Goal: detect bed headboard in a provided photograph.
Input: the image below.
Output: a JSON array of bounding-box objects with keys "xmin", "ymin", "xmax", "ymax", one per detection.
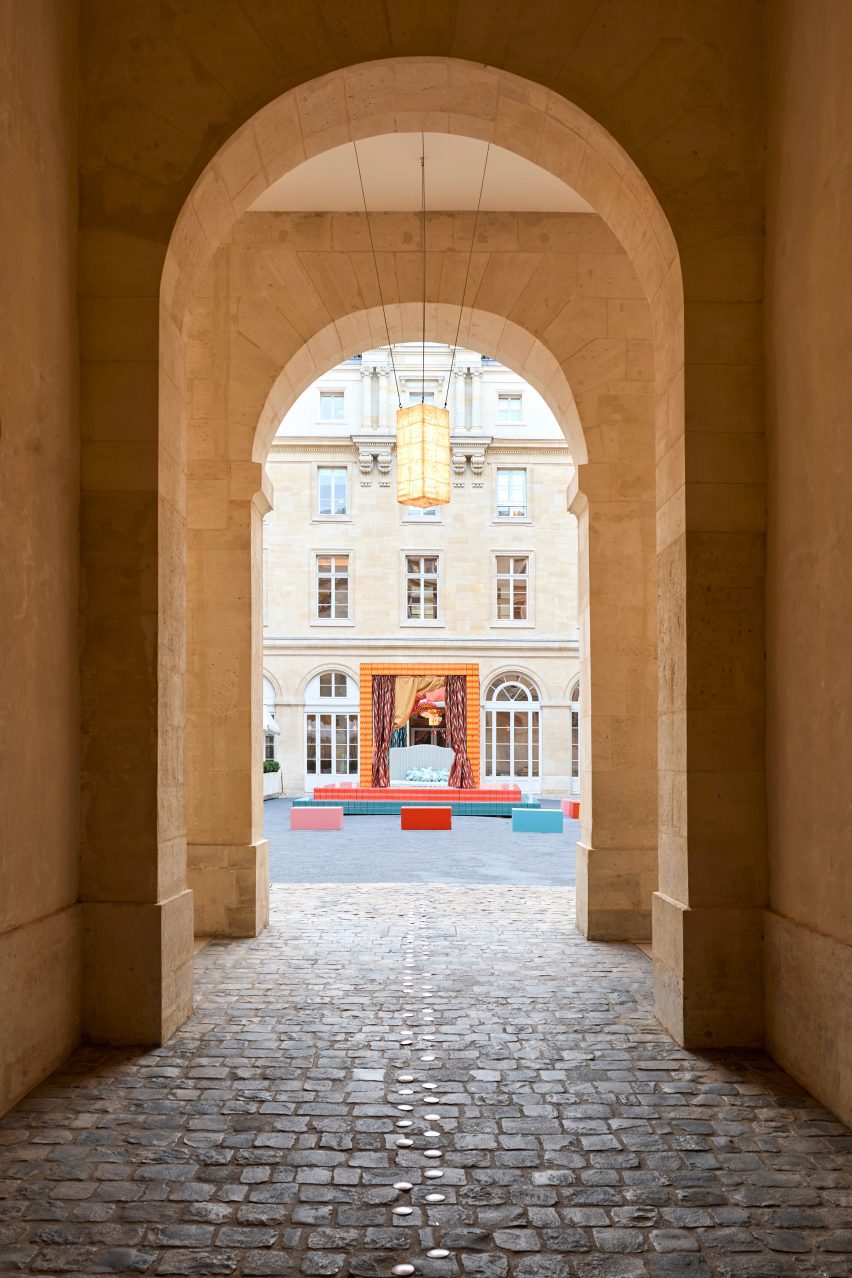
[{"xmin": 388, "ymin": 743, "xmax": 455, "ymax": 781}]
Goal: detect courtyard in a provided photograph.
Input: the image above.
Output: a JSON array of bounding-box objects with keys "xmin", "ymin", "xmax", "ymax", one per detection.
[
  {"xmin": 265, "ymin": 801, "xmax": 578, "ymax": 887},
  {"xmin": 1, "ymin": 883, "xmax": 850, "ymax": 1277}
]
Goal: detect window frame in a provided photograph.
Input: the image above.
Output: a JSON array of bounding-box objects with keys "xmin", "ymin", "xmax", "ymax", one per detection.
[
  {"xmin": 317, "ymin": 389, "xmax": 346, "ymax": 422},
  {"xmin": 482, "ymin": 672, "xmax": 542, "ymax": 786},
  {"xmin": 400, "ymin": 550, "xmax": 444, "ymax": 627},
  {"xmin": 314, "ymin": 463, "xmax": 350, "ymax": 521},
  {"xmin": 304, "ymin": 710, "xmax": 359, "ymax": 778},
  {"xmin": 493, "ymin": 464, "xmax": 531, "ymax": 523},
  {"xmin": 491, "ymin": 551, "xmax": 534, "ymax": 627},
  {"xmin": 496, "ymin": 392, "xmax": 523, "ymax": 424},
  {"xmin": 312, "ymin": 550, "xmax": 354, "ymax": 626},
  {"xmin": 569, "ymin": 679, "xmax": 580, "ymax": 796},
  {"xmin": 400, "ymin": 502, "xmax": 442, "ymax": 524}
]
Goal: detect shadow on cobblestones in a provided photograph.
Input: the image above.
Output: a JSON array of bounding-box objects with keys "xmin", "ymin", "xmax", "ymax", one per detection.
[{"xmin": 1, "ymin": 885, "xmax": 850, "ymax": 1277}]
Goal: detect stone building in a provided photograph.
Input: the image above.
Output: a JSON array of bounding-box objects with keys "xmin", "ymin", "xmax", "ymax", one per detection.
[
  {"xmin": 263, "ymin": 345, "xmax": 580, "ymax": 797},
  {"xmin": 2, "ymin": 0, "xmax": 851, "ymax": 1165}
]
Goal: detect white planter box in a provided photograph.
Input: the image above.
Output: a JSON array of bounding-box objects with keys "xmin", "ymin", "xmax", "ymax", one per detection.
[{"xmin": 263, "ymin": 770, "xmax": 282, "ymax": 799}]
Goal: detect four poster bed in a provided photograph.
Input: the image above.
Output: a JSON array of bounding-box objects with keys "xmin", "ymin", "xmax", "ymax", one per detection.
[{"xmin": 291, "ymin": 662, "xmax": 541, "ymax": 818}]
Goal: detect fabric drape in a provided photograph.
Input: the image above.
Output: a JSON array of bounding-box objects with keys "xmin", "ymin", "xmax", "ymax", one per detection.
[
  {"xmin": 445, "ymin": 674, "xmax": 475, "ymax": 788},
  {"xmin": 371, "ymin": 674, "xmax": 396, "ymax": 787},
  {"xmin": 393, "ymin": 674, "xmax": 444, "ymax": 728}
]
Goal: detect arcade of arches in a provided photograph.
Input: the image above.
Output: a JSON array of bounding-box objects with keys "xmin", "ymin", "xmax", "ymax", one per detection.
[{"xmin": 2, "ymin": 0, "xmax": 851, "ymax": 1178}]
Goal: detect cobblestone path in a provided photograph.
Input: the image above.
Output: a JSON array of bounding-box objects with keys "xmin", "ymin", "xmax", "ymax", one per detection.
[{"xmin": 1, "ymin": 885, "xmax": 851, "ymax": 1277}]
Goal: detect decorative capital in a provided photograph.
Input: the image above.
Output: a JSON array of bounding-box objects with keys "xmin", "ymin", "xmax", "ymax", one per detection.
[{"xmin": 354, "ymin": 434, "xmax": 396, "ymax": 477}]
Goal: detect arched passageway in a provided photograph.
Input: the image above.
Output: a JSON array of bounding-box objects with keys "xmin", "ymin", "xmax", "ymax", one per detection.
[{"xmin": 76, "ymin": 55, "xmax": 766, "ymax": 1069}]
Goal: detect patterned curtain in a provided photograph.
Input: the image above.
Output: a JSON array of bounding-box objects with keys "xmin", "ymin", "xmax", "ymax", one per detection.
[
  {"xmin": 445, "ymin": 674, "xmax": 475, "ymax": 788},
  {"xmin": 371, "ymin": 675, "xmax": 396, "ymax": 787}
]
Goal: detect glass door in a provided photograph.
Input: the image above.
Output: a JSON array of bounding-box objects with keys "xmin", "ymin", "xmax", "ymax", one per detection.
[
  {"xmin": 305, "ymin": 712, "xmax": 359, "ymax": 791},
  {"xmin": 484, "ymin": 705, "xmax": 541, "ymax": 793}
]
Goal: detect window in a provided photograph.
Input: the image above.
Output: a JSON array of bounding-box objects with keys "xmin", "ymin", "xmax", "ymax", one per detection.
[
  {"xmin": 408, "ymin": 389, "xmax": 435, "ymax": 404},
  {"xmin": 402, "ymin": 504, "xmax": 440, "ymax": 521},
  {"xmin": 316, "ymin": 554, "xmax": 349, "ymax": 620},
  {"xmin": 305, "ymin": 713, "xmax": 359, "ymax": 776},
  {"xmin": 484, "ymin": 673, "xmax": 541, "ymax": 786},
  {"xmin": 570, "ymin": 681, "xmax": 580, "ymax": 796},
  {"xmin": 262, "ymin": 676, "xmax": 278, "ymax": 760},
  {"xmin": 496, "ymin": 555, "xmax": 529, "ymax": 621},
  {"xmin": 497, "ymin": 393, "xmax": 522, "ymax": 423},
  {"xmin": 319, "ymin": 391, "xmax": 345, "ymax": 420},
  {"xmin": 319, "ymin": 671, "xmax": 348, "ymax": 698},
  {"xmin": 406, "ymin": 554, "xmax": 439, "ymax": 621},
  {"xmin": 317, "ymin": 466, "xmax": 348, "ymax": 517},
  {"xmin": 496, "ymin": 468, "xmax": 528, "ymax": 519}
]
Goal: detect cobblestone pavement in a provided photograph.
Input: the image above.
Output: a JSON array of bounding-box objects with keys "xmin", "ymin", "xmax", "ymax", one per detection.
[
  {"xmin": 1, "ymin": 885, "xmax": 851, "ymax": 1278},
  {"xmin": 265, "ymin": 801, "xmax": 578, "ymax": 886}
]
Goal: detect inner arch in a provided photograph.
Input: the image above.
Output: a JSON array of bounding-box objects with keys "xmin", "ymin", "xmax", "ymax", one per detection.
[{"xmin": 253, "ymin": 302, "xmax": 586, "ymax": 462}]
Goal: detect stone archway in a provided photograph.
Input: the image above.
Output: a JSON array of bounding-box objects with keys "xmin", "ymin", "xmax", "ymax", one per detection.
[
  {"xmin": 184, "ymin": 209, "xmax": 658, "ymax": 950},
  {"xmin": 79, "ymin": 54, "xmax": 765, "ymax": 1054}
]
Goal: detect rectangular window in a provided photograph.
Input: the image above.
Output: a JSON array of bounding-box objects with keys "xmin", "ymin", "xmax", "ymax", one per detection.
[
  {"xmin": 406, "ymin": 554, "xmax": 439, "ymax": 621},
  {"xmin": 497, "ymin": 393, "xmax": 522, "ymax": 423},
  {"xmin": 319, "ymin": 391, "xmax": 345, "ymax": 420},
  {"xmin": 317, "ymin": 466, "xmax": 348, "ymax": 516},
  {"xmin": 316, "ymin": 554, "xmax": 349, "ymax": 620},
  {"xmin": 408, "ymin": 389, "xmax": 435, "ymax": 404},
  {"xmin": 264, "ymin": 733, "xmax": 276, "ymax": 761},
  {"xmin": 496, "ymin": 468, "xmax": 528, "ymax": 519},
  {"xmin": 496, "ymin": 555, "xmax": 529, "ymax": 621},
  {"xmin": 402, "ymin": 504, "xmax": 439, "ymax": 521}
]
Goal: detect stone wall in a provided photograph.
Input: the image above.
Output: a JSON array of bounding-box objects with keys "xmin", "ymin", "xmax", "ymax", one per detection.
[
  {"xmin": 765, "ymin": 0, "xmax": 852, "ymax": 1126},
  {"xmin": 0, "ymin": 2, "xmax": 81, "ymax": 1113}
]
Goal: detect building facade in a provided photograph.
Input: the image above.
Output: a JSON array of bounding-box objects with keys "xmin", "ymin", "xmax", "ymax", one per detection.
[{"xmin": 263, "ymin": 345, "xmax": 580, "ymax": 797}]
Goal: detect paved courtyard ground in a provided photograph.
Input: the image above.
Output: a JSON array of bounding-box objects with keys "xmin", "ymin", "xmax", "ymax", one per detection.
[
  {"xmin": 1, "ymin": 884, "xmax": 851, "ymax": 1278},
  {"xmin": 265, "ymin": 800, "xmax": 578, "ymax": 886}
]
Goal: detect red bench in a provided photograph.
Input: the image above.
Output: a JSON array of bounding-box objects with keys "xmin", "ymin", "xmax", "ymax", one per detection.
[
  {"xmin": 401, "ymin": 806, "xmax": 452, "ymax": 830},
  {"xmin": 561, "ymin": 799, "xmax": 580, "ymax": 819}
]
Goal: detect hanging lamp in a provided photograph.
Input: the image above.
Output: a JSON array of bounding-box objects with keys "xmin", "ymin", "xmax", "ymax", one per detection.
[
  {"xmin": 353, "ymin": 132, "xmax": 490, "ymax": 509},
  {"xmin": 396, "ymin": 136, "xmax": 451, "ymax": 507}
]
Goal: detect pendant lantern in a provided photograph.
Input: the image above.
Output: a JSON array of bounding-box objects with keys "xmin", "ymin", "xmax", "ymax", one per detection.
[{"xmin": 396, "ymin": 402, "xmax": 451, "ymax": 507}]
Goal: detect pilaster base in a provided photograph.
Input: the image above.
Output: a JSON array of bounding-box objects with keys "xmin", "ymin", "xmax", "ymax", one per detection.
[
  {"xmin": 82, "ymin": 890, "xmax": 194, "ymax": 1044},
  {"xmin": 188, "ymin": 840, "xmax": 269, "ymax": 938},
  {"xmin": 653, "ymin": 892, "xmax": 763, "ymax": 1047},
  {"xmin": 575, "ymin": 843, "xmax": 656, "ymax": 941},
  {"xmin": 0, "ymin": 906, "xmax": 81, "ymax": 1115},
  {"xmin": 765, "ymin": 910, "xmax": 852, "ymax": 1127}
]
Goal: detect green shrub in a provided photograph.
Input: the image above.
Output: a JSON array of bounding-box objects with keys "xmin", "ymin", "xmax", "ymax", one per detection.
[{"xmin": 263, "ymin": 759, "xmax": 280, "ymax": 773}]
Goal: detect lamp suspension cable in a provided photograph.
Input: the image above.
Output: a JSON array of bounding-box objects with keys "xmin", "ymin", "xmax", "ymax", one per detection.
[
  {"xmin": 352, "ymin": 139, "xmax": 402, "ymax": 409},
  {"xmin": 421, "ymin": 132, "xmax": 426, "ymax": 404},
  {"xmin": 443, "ymin": 139, "xmax": 492, "ymax": 409}
]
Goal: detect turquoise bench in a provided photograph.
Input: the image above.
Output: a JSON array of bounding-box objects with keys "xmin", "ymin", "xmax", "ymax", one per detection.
[{"xmin": 511, "ymin": 807, "xmax": 564, "ymax": 833}]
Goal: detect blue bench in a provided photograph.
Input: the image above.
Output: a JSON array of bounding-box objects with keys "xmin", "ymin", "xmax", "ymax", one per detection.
[{"xmin": 511, "ymin": 807, "xmax": 564, "ymax": 833}]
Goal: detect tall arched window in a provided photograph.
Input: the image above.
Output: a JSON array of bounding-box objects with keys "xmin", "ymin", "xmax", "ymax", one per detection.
[
  {"xmin": 484, "ymin": 672, "xmax": 541, "ymax": 790},
  {"xmin": 569, "ymin": 680, "xmax": 580, "ymax": 796},
  {"xmin": 263, "ymin": 676, "xmax": 279, "ymax": 761},
  {"xmin": 304, "ymin": 670, "xmax": 359, "ymax": 789}
]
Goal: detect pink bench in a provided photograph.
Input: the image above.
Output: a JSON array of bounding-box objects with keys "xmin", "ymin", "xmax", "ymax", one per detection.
[
  {"xmin": 291, "ymin": 806, "xmax": 344, "ymax": 830},
  {"xmin": 561, "ymin": 799, "xmax": 580, "ymax": 819}
]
